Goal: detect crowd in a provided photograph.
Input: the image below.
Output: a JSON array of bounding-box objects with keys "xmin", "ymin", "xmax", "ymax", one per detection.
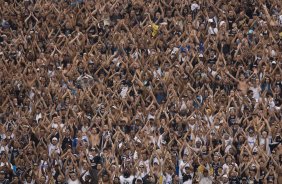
[{"xmin": 0, "ymin": 0, "xmax": 282, "ymax": 183}]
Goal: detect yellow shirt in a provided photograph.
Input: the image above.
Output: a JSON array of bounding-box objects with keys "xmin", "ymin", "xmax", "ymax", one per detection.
[
  {"xmin": 152, "ymin": 24, "xmax": 159, "ymax": 37},
  {"xmin": 197, "ymin": 165, "xmax": 214, "ymax": 175}
]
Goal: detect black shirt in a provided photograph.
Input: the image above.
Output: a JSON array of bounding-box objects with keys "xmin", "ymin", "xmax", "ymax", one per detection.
[
  {"xmin": 228, "ymin": 115, "xmax": 236, "ymax": 127},
  {"xmin": 227, "ymin": 17, "xmax": 235, "ymax": 30},
  {"xmin": 182, "ymin": 173, "xmax": 193, "ymax": 182},
  {"xmin": 62, "ymin": 137, "xmax": 73, "ymax": 151},
  {"xmin": 229, "ymin": 177, "xmax": 240, "ymax": 184},
  {"xmin": 0, "ymin": 179, "xmax": 9, "ymax": 184}
]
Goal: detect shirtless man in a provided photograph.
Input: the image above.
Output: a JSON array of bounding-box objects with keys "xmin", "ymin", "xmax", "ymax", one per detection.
[{"xmin": 225, "ymin": 67, "xmax": 254, "ymax": 95}]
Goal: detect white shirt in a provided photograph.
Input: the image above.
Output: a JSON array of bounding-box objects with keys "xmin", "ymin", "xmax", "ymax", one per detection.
[
  {"xmin": 180, "ymin": 100, "xmax": 187, "ymax": 111},
  {"xmin": 80, "ymin": 169, "xmax": 90, "ymax": 181},
  {"xmin": 48, "ymin": 143, "xmax": 60, "ymax": 156},
  {"xmin": 183, "ymin": 180, "xmax": 192, "ymax": 184},
  {"xmin": 249, "ymin": 86, "xmax": 260, "ymax": 101},
  {"xmin": 67, "ymin": 179, "xmax": 81, "ymax": 184},
  {"xmin": 119, "ymin": 175, "xmax": 134, "ymax": 184},
  {"xmin": 23, "ymin": 180, "xmax": 35, "ymax": 184},
  {"xmin": 0, "ymin": 162, "xmax": 13, "ymax": 170},
  {"xmin": 204, "ymin": 115, "xmax": 214, "ymax": 125},
  {"xmin": 0, "ymin": 145, "xmax": 8, "ymax": 153},
  {"xmin": 199, "ymin": 177, "xmax": 213, "ymax": 184},
  {"xmin": 153, "ymin": 68, "xmax": 162, "ymax": 78},
  {"xmin": 179, "ymin": 160, "xmax": 191, "ymax": 180},
  {"xmin": 222, "ymin": 163, "xmax": 238, "ymax": 174},
  {"xmin": 163, "ymin": 173, "xmax": 172, "ymax": 184},
  {"xmin": 35, "ymin": 113, "xmax": 42, "ymax": 122},
  {"xmin": 120, "ymin": 86, "xmax": 128, "ymax": 98},
  {"xmin": 208, "ymin": 27, "xmax": 218, "ymax": 35},
  {"xmin": 135, "ymin": 171, "xmax": 147, "ymax": 178},
  {"xmin": 247, "ymin": 135, "xmax": 257, "ymax": 148}
]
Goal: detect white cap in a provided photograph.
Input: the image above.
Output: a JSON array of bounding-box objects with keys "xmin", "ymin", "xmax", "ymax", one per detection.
[
  {"xmin": 191, "ymin": 3, "xmax": 200, "ymax": 11},
  {"xmin": 219, "ymin": 21, "xmax": 226, "ymax": 27},
  {"xmin": 52, "ymin": 137, "xmax": 58, "ymax": 141},
  {"xmin": 153, "ymin": 158, "xmax": 159, "ymax": 165},
  {"xmin": 148, "ymin": 114, "xmax": 155, "ymax": 120}
]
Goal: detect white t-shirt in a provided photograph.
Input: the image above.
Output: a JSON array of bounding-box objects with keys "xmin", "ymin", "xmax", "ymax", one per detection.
[
  {"xmin": 247, "ymin": 135, "xmax": 257, "ymax": 148},
  {"xmin": 179, "ymin": 160, "xmax": 190, "ymax": 176},
  {"xmin": 204, "ymin": 115, "xmax": 214, "ymax": 125},
  {"xmin": 153, "ymin": 68, "xmax": 162, "ymax": 78},
  {"xmin": 208, "ymin": 27, "xmax": 218, "ymax": 35},
  {"xmin": 119, "ymin": 175, "xmax": 134, "ymax": 184},
  {"xmin": 163, "ymin": 173, "xmax": 173, "ymax": 184},
  {"xmin": 249, "ymin": 86, "xmax": 260, "ymax": 101},
  {"xmin": 135, "ymin": 171, "xmax": 146, "ymax": 178},
  {"xmin": 183, "ymin": 180, "xmax": 193, "ymax": 184},
  {"xmin": 0, "ymin": 162, "xmax": 13, "ymax": 170},
  {"xmin": 120, "ymin": 86, "xmax": 128, "ymax": 98},
  {"xmin": 23, "ymin": 180, "xmax": 35, "ymax": 184},
  {"xmin": 35, "ymin": 113, "xmax": 42, "ymax": 122},
  {"xmin": 131, "ymin": 50, "xmax": 141, "ymax": 61},
  {"xmin": 222, "ymin": 163, "xmax": 238, "ymax": 174},
  {"xmin": 67, "ymin": 179, "xmax": 81, "ymax": 184},
  {"xmin": 199, "ymin": 177, "xmax": 213, "ymax": 184},
  {"xmin": 48, "ymin": 143, "xmax": 61, "ymax": 156},
  {"xmin": 0, "ymin": 145, "xmax": 8, "ymax": 153},
  {"xmin": 80, "ymin": 169, "xmax": 90, "ymax": 181}
]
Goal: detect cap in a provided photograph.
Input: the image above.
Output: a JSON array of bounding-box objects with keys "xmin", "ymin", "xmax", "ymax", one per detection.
[
  {"xmin": 111, "ymin": 105, "xmax": 118, "ymax": 109},
  {"xmin": 219, "ymin": 21, "xmax": 226, "ymax": 27},
  {"xmin": 52, "ymin": 137, "xmax": 58, "ymax": 141},
  {"xmin": 148, "ymin": 114, "xmax": 155, "ymax": 120},
  {"xmin": 262, "ymin": 31, "xmax": 269, "ymax": 35},
  {"xmin": 136, "ymin": 177, "xmax": 143, "ymax": 183},
  {"xmin": 139, "ymin": 162, "xmax": 144, "ymax": 167},
  {"xmin": 184, "ymin": 164, "xmax": 190, "ymax": 169},
  {"xmin": 153, "ymin": 158, "xmax": 159, "ymax": 165},
  {"xmin": 248, "ymin": 29, "xmax": 254, "ymax": 34},
  {"xmin": 90, "ymin": 147, "xmax": 97, "ymax": 151},
  {"xmin": 208, "ymin": 18, "xmax": 214, "ymax": 23}
]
